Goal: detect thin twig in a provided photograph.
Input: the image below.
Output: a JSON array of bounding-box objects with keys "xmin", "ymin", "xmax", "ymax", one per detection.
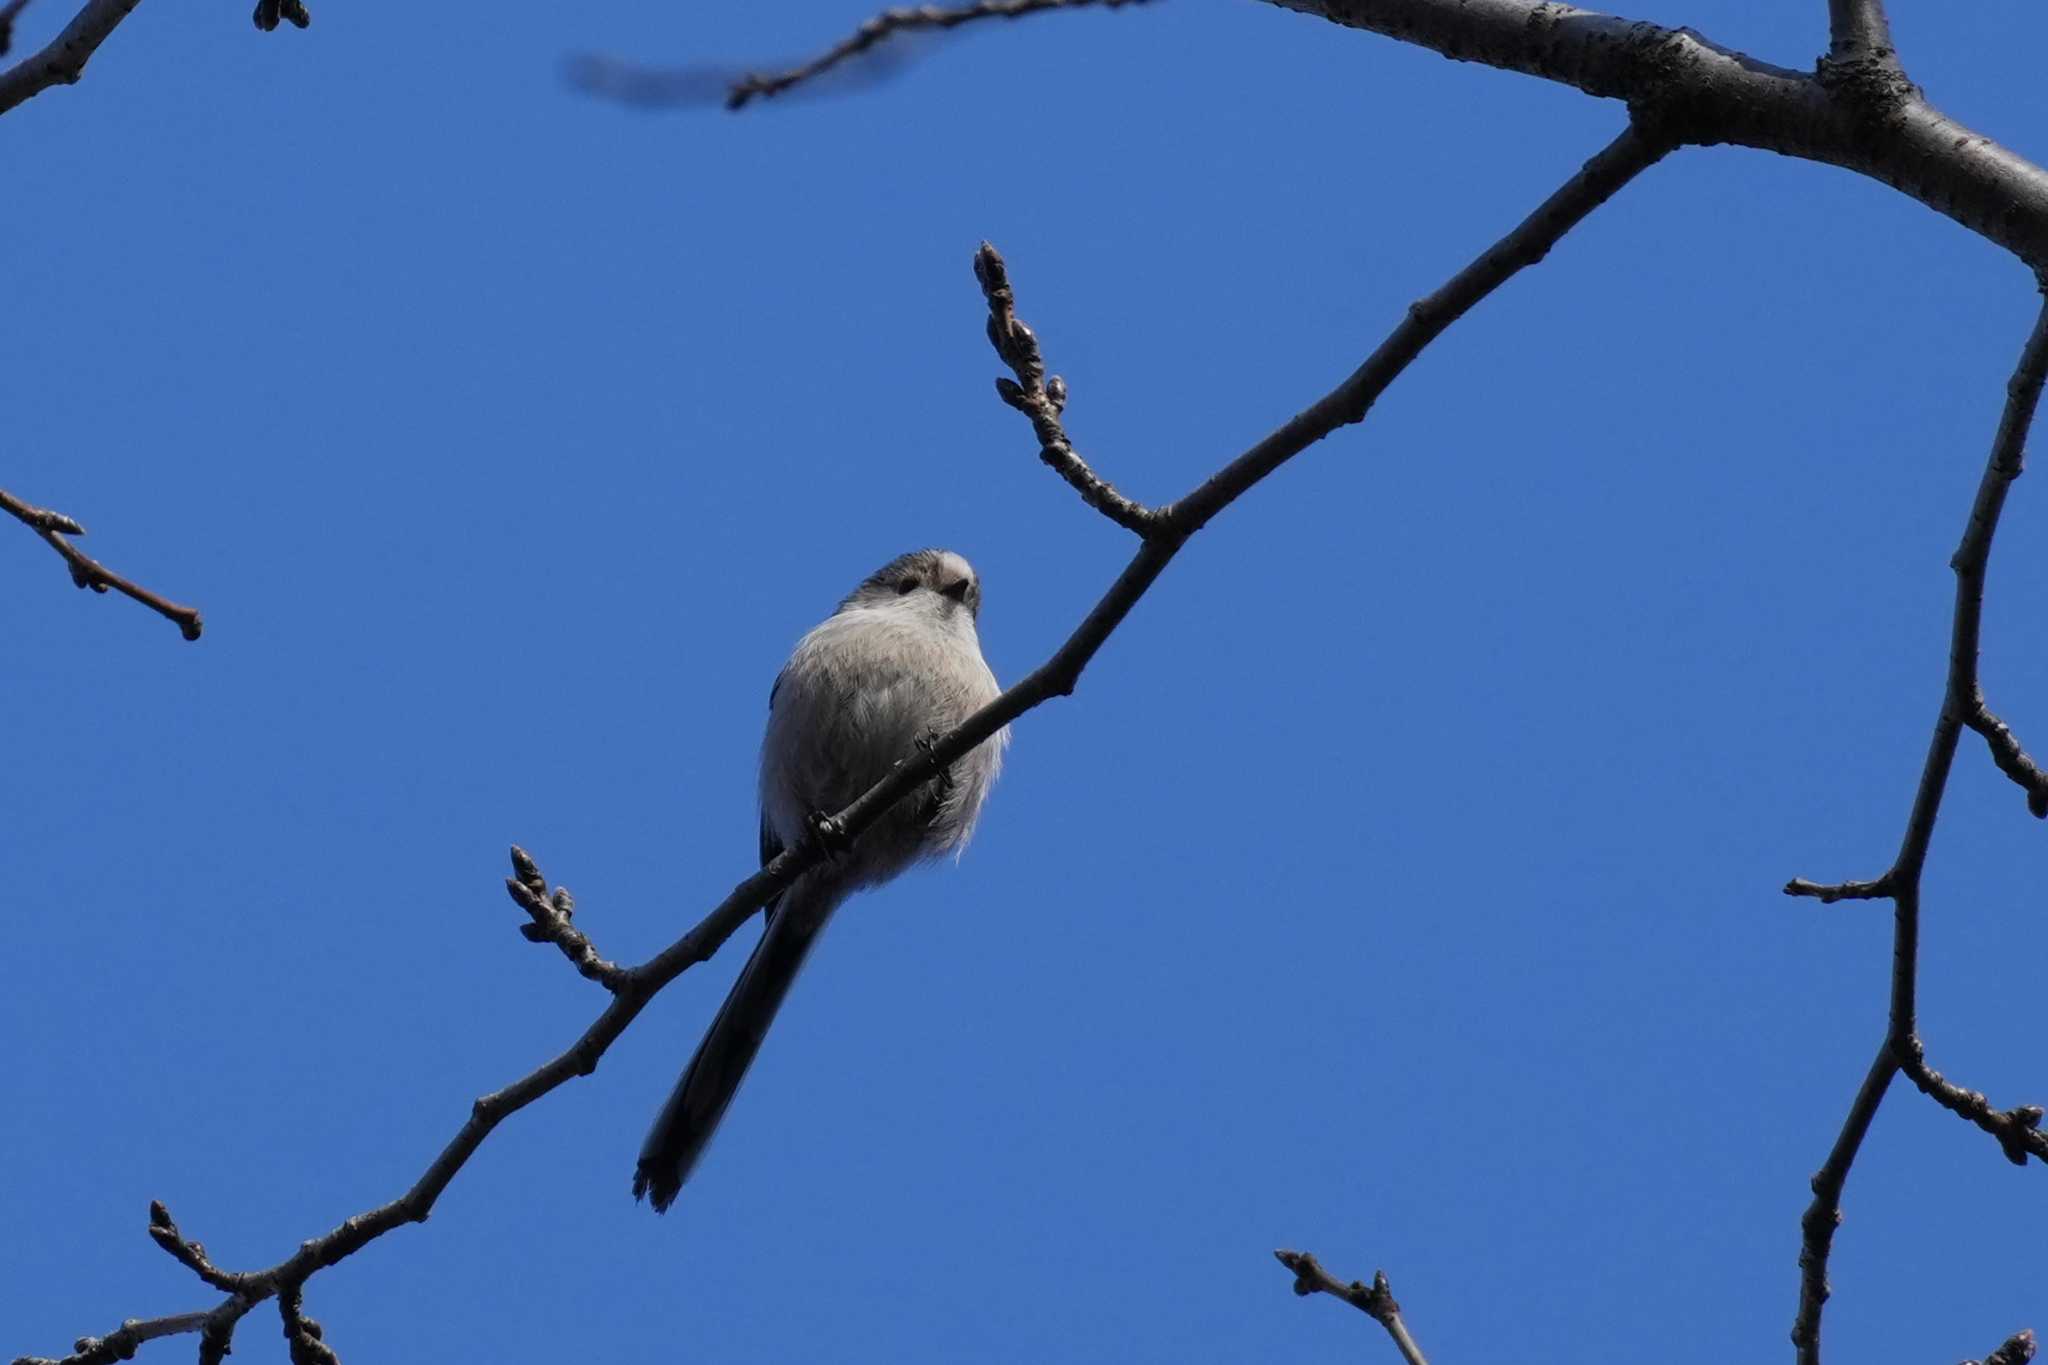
[
  {"xmin": 725, "ymin": 0, "xmax": 1153, "ymax": 110},
  {"xmin": 1160, "ymin": 122, "xmax": 1675, "ymax": 537},
  {"xmin": 1274, "ymin": 1251, "xmax": 1428, "ymax": 1365},
  {"xmin": 1963, "ymin": 703, "xmax": 2048, "ymax": 817},
  {"xmin": 0, "ymin": 0, "xmax": 141, "ymax": 116},
  {"xmin": 1783, "ymin": 874, "xmax": 1893, "ymax": 903},
  {"xmin": 147, "ymin": 1201, "xmax": 250, "ymax": 1294},
  {"xmin": 506, "ymin": 846, "xmax": 629, "ymax": 991},
  {"xmin": 0, "ymin": 485, "xmax": 202, "ymax": 640},
  {"xmin": 14, "ymin": 121, "xmax": 1667, "ymax": 1365},
  {"xmin": 1896, "ymin": 1037, "xmax": 2048, "ymax": 1167},
  {"xmin": 974, "ymin": 243, "xmax": 1158, "ymax": 535},
  {"xmin": 1790, "ymin": 290, "xmax": 2048, "ymax": 1365},
  {"xmin": 275, "ymin": 1285, "xmax": 338, "ymax": 1365},
  {"xmin": 10, "ymin": 1312, "xmax": 214, "ymax": 1365},
  {"xmin": 1974, "ymin": 1328, "xmax": 2039, "ymax": 1365}
]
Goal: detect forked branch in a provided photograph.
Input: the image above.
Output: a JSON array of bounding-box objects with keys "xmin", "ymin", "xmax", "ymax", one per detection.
[{"xmin": 1787, "ymin": 290, "xmax": 2048, "ymax": 1365}]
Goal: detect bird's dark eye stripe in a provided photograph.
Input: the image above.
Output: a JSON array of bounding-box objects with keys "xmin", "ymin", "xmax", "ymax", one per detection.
[{"xmin": 897, "ymin": 579, "xmax": 918, "ymax": 595}]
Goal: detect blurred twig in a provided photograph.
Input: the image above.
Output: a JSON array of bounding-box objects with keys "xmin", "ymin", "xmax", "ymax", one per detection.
[{"xmin": 567, "ymin": 0, "xmax": 1154, "ymax": 111}]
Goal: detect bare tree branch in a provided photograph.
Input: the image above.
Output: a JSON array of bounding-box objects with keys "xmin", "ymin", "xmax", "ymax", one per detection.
[
  {"xmin": 1824, "ymin": 0, "xmax": 1896, "ymax": 65},
  {"xmin": 1260, "ymin": 0, "xmax": 2048, "ymax": 268},
  {"xmin": 1787, "ymin": 289, "xmax": 2048, "ymax": 1365},
  {"xmin": 1896, "ymin": 1038, "xmax": 2048, "ymax": 1167},
  {"xmin": 974, "ymin": 244, "xmax": 1159, "ymax": 535},
  {"xmin": 725, "ymin": 0, "xmax": 1151, "ymax": 110},
  {"xmin": 12, "ymin": 110, "xmax": 1668, "ymax": 1365},
  {"xmin": 0, "ymin": 0, "xmax": 140, "ymax": 117},
  {"xmin": 11, "ymin": 1311, "xmax": 214, "ymax": 1365},
  {"xmin": 1274, "ymin": 1250, "xmax": 1428, "ymax": 1365},
  {"xmin": 567, "ymin": 0, "xmax": 1150, "ymax": 111},
  {"xmin": 0, "ymin": 485, "xmax": 202, "ymax": 640},
  {"xmin": 274, "ymin": 1284, "xmax": 337, "ymax": 1365},
  {"xmin": 1783, "ymin": 874, "xmax": 1894, "ymax": 903},
  {"xmin": 506, "ymin": 845, "xmax": 630, "ymax": 990},
  {"xmin": 1971, "ymin": 1328, "xmax": 2039, "ymax": 1365}
]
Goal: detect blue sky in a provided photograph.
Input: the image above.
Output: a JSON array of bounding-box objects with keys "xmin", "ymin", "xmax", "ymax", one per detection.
[{"xmin": 7, "ymin": 2, "xmax": 2048, "ymax": 1361}]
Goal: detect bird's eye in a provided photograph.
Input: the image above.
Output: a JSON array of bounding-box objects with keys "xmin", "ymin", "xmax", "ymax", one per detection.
[{"xmin": 896, "ymin": 579, "xmax": 918, "ymax": 595}]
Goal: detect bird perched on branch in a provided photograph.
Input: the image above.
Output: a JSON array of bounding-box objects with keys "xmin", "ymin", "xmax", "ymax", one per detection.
[{"xmin": 634, "ymin": 548, "xmax": 1009, "ymax": 1212}]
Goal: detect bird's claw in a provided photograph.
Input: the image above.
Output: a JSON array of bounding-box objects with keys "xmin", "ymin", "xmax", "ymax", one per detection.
[
  {"xmin": 916, "ymin": 731, "xmax": 956, "ymax": 805},
  {"xmin": 806, "ymin": 809, "xmax": 852, "ymax": 857}
]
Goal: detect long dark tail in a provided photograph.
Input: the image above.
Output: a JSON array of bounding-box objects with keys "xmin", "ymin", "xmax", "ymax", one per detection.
[{"xmin": 633, "ymin": 882, "xmax": 836, "ymax": 1212}]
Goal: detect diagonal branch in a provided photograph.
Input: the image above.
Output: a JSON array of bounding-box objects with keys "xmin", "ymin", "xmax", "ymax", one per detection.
[
  {"xmin": 1787, "ymin": 290, "xmax": 2048, "ymax": 1365},
  {"xmin": 724, "ymin": 0, "xmax": 1153, "ymax": 110},
  {"xmin": 0, "ymin": 0, "xmax": 140, "ymax": 117},
  {"xmin": 1162, "ymin": 123, "xmax": 1671, "ymax": 536},
  {"xmin": 1274, "ymin": 1250, "xmax": 1428, "ymax": 1365},
  {"xmin": 12, "ymin": 119, "xmax": 1667, "ymax": 1365},
  {"xmin": 1, "ymin": 485, "xmax": 203, "ymax": 640}
]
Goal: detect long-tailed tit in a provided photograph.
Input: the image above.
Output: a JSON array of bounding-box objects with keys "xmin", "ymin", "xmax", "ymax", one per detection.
[{"xmin": 633, "ymin": 548, "xmax": 1008, "ymax": 1212}]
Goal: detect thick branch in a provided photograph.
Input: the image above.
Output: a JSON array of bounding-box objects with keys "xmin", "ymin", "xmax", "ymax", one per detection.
[
  {"xmin": 0, "ymin": 0, "xmax": 140, "ymax": 116},
  {"xmin": 1789, "ymin": 293, "xmax": 2048, "ymax": 1365},
  {"xmin": 1823, "ymin": 0, "xmax": 1895, "ymax": 65},
  {"xmin": 1266, "ymin": 0, "xmax": 2048, "ymax": 268},
  {"xmin": 0, "ymin": 486, "xmax": 203, "ymax": 640},
  {"xmin": 1274, "ymin": 1251, "xmax": 1428, "ymax": 1365}
]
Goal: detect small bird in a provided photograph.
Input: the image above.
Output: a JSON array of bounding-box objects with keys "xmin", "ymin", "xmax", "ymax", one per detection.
[{"xmin": 634, "ymin": 549, "xmax": 1009, "ymax": 1212}]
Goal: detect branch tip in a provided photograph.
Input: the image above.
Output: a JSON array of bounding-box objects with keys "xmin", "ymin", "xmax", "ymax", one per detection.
[
  {"xmin": 973, "ymin": 242, "xmax": 1156, "ymax": 535},
  {"xmin": 1274, "ymin": 1250, "xmax": 1427, "ymax": 1364},
  {"xmin": 2, "ymin": 486, "xmax": 203, "ymax": 639},
  {"xmin": 1783, "ymin": 875, "xmax": 1893, "ymax": 904}
]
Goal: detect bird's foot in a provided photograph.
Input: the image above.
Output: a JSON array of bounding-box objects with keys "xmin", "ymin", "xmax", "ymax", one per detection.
[
  {"xmin": 806, "ymin": 809, "xmax": 853, "ymax": 857},
  {"xmin": 916, "ymin": 732, "xmax": 957, "ymax": 804}
]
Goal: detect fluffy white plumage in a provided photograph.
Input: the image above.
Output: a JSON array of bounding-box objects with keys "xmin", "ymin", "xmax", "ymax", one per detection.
[{"xmin": 634, "ymin": 548, "xmax": 1007, "ymax": 1212}]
